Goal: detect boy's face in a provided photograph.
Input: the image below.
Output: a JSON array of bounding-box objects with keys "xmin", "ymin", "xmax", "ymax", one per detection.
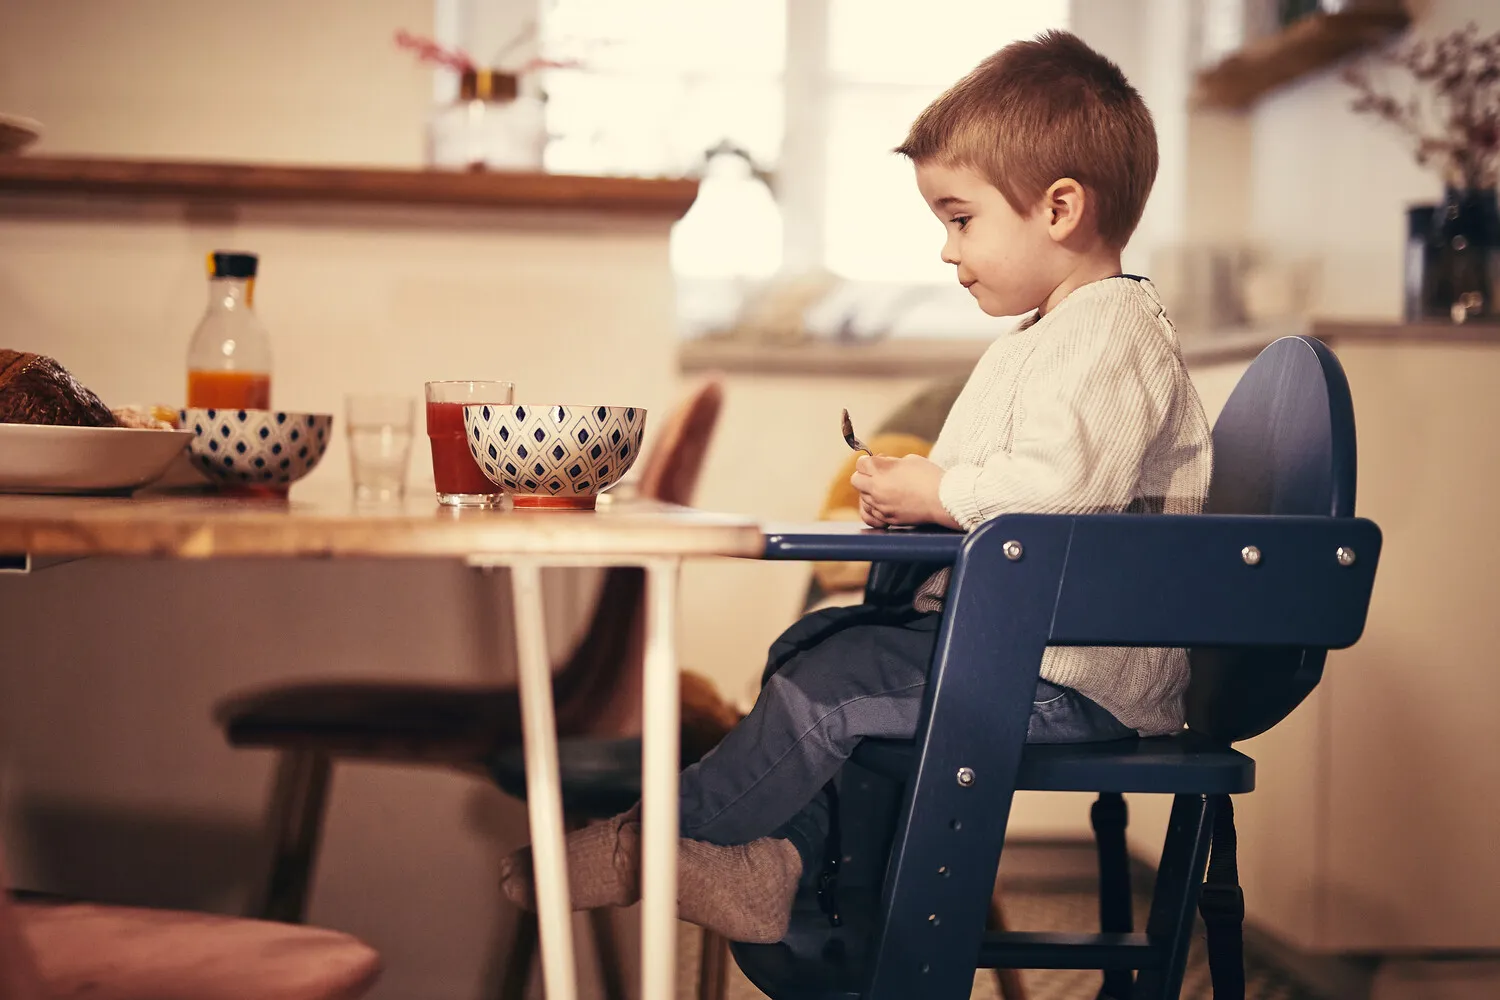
[{"xmin": 914, "ymin": 161, "xmax": 1062, "ymax": 318}]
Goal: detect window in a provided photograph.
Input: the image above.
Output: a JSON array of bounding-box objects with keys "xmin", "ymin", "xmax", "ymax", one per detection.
[
  {"xmin": 819, "ymin": 0, "xmax": 1068, "ymax": 283},
  {"xmin": 438, "ymin": 0, "xmax": 1070, "ymax": 335},
  {"xmin": 539, "ymin": 0, "xmax": 786, "ymax": 180}
]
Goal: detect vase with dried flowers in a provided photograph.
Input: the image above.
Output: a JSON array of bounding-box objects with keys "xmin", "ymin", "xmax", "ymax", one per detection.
[
  {"xmin": 397, "ymin": 27, "xmax": 581, "ymax": 172},
  {"xmin": 1344, "ymin": 23, "xmax": 1500, "ymax": 324}
]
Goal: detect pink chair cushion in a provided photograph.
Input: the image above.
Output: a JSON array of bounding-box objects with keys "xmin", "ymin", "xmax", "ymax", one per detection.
[{"xmin": 18, "ymin": 902, "xmax": 381, "ymax": 1000}]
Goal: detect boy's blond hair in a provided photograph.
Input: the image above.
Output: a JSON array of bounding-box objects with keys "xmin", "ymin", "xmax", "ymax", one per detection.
[{"xmin": 896, "ymin": 30, "xmax": 1157, "ymax": 248}]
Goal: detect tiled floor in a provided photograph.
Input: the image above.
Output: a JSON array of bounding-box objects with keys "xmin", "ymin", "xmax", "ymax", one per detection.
[{"xmin": 699, "ymin": 883, "xmax": 1328, "ymax": 1000}]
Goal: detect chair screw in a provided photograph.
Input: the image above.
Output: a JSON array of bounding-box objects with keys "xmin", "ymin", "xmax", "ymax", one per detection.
[
  {"xmin": 1002, "ymin": 540, "xmax": 1023, "ymax": 561},
  {"xmin": 956, "ymin": 767, "xmax": 976, "ymax": 787},
  {"xmin": 1336, "ymin": 546, "xmax": 1356, "ymax": 567},
  {"xmin": 1241, "ymin": 545, "xmax": 1261, "ymax": 566}
]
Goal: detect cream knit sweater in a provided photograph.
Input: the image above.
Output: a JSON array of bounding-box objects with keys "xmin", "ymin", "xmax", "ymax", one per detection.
[{"xmin": 912, "ymin": 276, "xmax": 1213, "ymax": 736}]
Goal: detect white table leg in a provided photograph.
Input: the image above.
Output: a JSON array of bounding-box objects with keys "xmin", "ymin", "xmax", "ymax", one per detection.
[
  {"xmin": 640, "ymin": 558, "xmax": 681, "ymax": 1000},
  {"xmin": 508, "ymin": 560, "xmax": 578, "ymax": 1000}
]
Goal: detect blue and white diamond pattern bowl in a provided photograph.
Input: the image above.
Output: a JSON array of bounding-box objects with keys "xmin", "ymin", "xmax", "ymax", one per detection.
[
  {"xmin": 180, "ymin": 408, "xmax": 333, "ymax": 492},
  {"xmin": 463, "ymin": 403, "xmax": 647, "ymax": 509}
]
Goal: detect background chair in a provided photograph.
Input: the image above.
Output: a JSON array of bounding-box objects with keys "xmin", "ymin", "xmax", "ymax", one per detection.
[
  {"xmin": 733, "ymin": 336, "xmax": 1381, "ymax": 1000},
  {"xmin": 0, "ymin": 845, "xmax": 381, "ymax": 1000}
]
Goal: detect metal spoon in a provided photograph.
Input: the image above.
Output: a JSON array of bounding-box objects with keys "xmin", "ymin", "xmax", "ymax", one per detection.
[{"xmin": 840, "ymin": 408, "xmax": 872, "ymax": 457}]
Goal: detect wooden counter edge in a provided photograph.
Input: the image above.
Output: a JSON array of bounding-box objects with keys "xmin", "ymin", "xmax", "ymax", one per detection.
[{"xmin": 678, "ymin": 321, "xmax": 1500, "ymax": 379}]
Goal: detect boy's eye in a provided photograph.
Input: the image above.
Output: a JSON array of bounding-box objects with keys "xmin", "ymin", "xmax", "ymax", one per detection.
[{"xmin": 951, "ymin": 216, "xmax": 971, "ymax": 231}]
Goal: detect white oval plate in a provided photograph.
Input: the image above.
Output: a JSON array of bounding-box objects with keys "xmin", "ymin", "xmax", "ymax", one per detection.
[{"xmin": 0, "ymin": 423, "xmax": 192, "ymax": 494}]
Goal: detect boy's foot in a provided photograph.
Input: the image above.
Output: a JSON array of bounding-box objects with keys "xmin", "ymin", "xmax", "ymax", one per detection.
[
  {"xmin": 499, "ymin": 812, "xmax": 801, "ymax": 945},
  {"xmin": 678, "ymin": 836, "xmax": 801, "ymax": 944},
  {"xmin": 498, "ymin": 807, "xmax": 641, "ymax": 912}
]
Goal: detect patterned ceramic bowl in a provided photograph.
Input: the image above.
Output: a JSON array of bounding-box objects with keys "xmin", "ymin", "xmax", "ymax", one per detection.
[
  {"xmin": 180, "ymin": 408, "xmax": 333, "ymax": 491},
  {"xmin": 463, "ymin": 403, "xmax": 647, "ymax": 509}
]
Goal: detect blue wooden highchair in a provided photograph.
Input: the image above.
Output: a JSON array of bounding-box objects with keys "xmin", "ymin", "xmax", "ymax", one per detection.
[{"xmin": 739, "ymin": 335, "xmax": 1382, "ymax": 1000}]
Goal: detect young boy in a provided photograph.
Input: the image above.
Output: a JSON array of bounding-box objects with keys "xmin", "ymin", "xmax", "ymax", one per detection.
[{"xmin": 501, "ymin": 29, "xmax": 1213, "ymax": 944}]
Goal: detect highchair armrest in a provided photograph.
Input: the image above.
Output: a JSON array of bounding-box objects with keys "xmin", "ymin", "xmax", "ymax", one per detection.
[
  {"xmin": 947, "ymin": 512, "xmax": 1383, "ymax": 650},
  {"xmin": 760, "ymin": 512, "xmax": 1381, "ymax": 648},
  {"xmin": 761, "ymin": 522, "xmax": 963, "ymax": 564}
]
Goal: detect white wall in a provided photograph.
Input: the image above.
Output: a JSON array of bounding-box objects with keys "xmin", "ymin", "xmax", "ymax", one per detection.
[
  {"xmin": 1071, "ymin": 0, "xmax": 1195, "ymax": 278},
  {"xmin": 0, "ymin": 0, "xmax": 433, "ymax": 166}
]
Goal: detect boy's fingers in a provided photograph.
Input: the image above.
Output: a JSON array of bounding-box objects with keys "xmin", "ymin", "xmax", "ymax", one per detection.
[
  {"xmin": 854, "ymin": 454, "xmax": 875, "ymax": 475},
  {"xmin": 850, "ymin": 471, "xmax": 873, "ymax": 493}
]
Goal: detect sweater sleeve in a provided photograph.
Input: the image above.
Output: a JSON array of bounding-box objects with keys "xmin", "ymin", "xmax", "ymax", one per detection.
[{"xmin": 938, "ymin": 309, "xmax": 1176, "ymax": 530}]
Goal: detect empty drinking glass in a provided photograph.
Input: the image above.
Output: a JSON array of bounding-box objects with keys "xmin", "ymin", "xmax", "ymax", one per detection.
[{"xmin": 345, "ymin": 394, "xmax": 416, "ymax": 503}]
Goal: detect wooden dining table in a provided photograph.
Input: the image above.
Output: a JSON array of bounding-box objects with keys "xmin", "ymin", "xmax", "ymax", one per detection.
[{"xmin": 0, "ymin": 488, "xmax": 767, "ymax": 1000}]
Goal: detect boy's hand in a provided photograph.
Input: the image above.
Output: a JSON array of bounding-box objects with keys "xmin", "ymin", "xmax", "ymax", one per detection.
[{"xmin": 850, "ymin": 454, "xmax": 960, "ymax": 529}]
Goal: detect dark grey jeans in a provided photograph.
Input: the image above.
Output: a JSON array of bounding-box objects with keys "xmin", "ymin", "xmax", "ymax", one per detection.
[{"xmin": 678, "ymin": 603, "xmax": 1134, "ymax": 870}]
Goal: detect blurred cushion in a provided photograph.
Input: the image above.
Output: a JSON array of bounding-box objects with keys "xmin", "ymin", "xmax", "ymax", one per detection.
[{"xmin": 19, "ymin": 902, "xmax": 381, "ymax": 1000}]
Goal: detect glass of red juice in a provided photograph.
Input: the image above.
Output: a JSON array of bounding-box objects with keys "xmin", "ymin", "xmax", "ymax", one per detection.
[{"xmin": 424, "ymin": 380, "xmax": 515, "ymax": 506}]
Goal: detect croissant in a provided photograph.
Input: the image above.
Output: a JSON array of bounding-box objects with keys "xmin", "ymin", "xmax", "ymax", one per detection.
[{"xmin": 0, "ymin": 350, "xmax": 118, "ymax": 427}]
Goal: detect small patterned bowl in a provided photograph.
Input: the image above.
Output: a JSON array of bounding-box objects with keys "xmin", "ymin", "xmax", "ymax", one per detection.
[
  {"xmin": 463, "ymin": 403, "xmax": 647, "ymax": 509},
  {"xmin": 180, "ymin": 408, "xmax": 333, "ymax": 491}
]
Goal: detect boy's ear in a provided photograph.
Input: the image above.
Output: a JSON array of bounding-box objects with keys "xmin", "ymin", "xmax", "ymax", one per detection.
[{"xmin": 1044, "ymin": 177, "xmax": 1086, "ymax": 243}]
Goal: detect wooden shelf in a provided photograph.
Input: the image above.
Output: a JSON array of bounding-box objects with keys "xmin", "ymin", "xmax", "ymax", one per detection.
[
  {"xmin": 1192, "ymin": 8, "xmax": 1410, "ymax": 110},
  {"xmin": 0, "ymin": 156, "xmax": 699, "ymax": 219}
]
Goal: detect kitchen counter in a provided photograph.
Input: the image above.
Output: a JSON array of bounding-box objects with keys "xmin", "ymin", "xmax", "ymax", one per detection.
[{"xmin": 679, "ymin": 319, "xmax": 1499, "ymax": 377}]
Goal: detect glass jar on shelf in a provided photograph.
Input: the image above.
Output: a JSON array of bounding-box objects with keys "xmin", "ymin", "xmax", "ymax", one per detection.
[{"xmin": 427, "ymin": 67, "xmax": 546, "ymax": 171}]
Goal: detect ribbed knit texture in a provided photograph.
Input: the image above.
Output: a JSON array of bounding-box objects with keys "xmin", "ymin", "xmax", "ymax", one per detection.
[{"xmin": 913, "ymin": 276, "xmax": 1213, "ymax": 735}]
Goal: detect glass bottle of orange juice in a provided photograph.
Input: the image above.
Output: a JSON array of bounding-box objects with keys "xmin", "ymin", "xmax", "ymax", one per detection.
[{"xmin": 186, "ymin": 251, "xmax": 272, "ymax": 409}]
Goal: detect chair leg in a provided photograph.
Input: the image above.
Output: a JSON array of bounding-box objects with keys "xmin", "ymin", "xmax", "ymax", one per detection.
[
  {"xmin": 986, "ymin": 891, "xmax": 1029, "ymax": 1000},
  {"xmin": 1133, "ymin": 794, "xmax": 1217, "ymax": 1000},
  {"xmin": 493, "ymin": 903, "xmax": 628, "ymax": 1000},
  {"xmin": 586, "ymin": 907, "xmax": 629, "ymax": 1000},
  {"xmin": 697, "ymin": 928, "xmax": 730, "ymax": 1000},
  {"xmin": 253, "ymin": 750, "xmax": 332, "ymax": 923},
  {"xmin": 1093, "ymin": 792, "xmax": 1134, "ymax": 1000},
  {"xmin": 496, "ymin": 910, "xmax": 537, "ymax": 1000}
]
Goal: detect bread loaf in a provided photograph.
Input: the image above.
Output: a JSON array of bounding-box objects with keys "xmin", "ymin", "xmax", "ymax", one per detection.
[{"xmin": 0, "ymin": 350, "xmax": 117, "ymax": 427}]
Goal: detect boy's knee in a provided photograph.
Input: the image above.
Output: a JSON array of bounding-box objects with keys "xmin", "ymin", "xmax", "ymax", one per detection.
[
  {"xmin": 761, "ymin": 656, "xmax": 837, "ymax": 711},
  {"xmin": 762, "ymin": 606, "xmax": 876, "ymax": 685}
]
